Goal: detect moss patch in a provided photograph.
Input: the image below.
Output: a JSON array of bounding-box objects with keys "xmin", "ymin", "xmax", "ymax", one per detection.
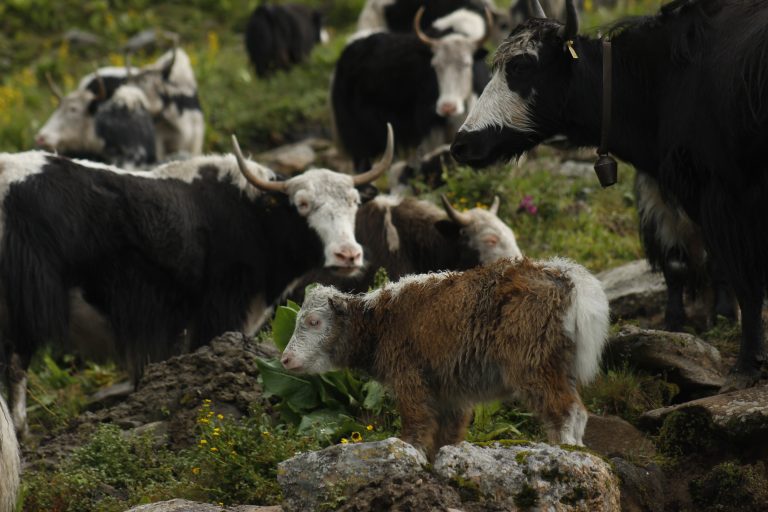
[
  {"xmin": 689, "ymin": 461, "xmax": 768, "ymax": 512},
  {"xmin": 657, "ymin": 407, "xmax": 719, "ymax": 458}
]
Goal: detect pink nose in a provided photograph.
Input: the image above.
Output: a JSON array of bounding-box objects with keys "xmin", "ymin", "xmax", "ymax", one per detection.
[
  {"xmin": 333, "ymin": 246, "xmax": 362, "ymax": 267},
  {"xmin": 281, "ymin": 352, "xmax": 302, "ymax": 371},
  {"xmin": 439, "ymin": 102, "xmax": 457, "ymax": 116},
  {"xmin": 35, "ymin": 135, "xmax": 47, "ymax": 147}
]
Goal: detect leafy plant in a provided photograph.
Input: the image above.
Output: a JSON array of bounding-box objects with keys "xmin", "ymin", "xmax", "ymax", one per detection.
[{"xmin": 256, "ymin": 300, "xmax": 394, "ymax": 442}]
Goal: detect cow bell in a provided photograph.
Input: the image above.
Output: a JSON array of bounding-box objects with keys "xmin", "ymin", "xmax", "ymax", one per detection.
[{"xmin": 594, "ymin": 154, "xmax": 618, "ymax": 188}]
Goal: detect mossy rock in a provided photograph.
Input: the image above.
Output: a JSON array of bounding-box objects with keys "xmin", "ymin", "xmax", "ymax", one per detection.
[
  {"xmin": 689, "ymin": 461, "xmax": 768, "ymax": 512},
  {"xmin": 657, "ymin": 407, "xmax": 719, "ymax": 457}
]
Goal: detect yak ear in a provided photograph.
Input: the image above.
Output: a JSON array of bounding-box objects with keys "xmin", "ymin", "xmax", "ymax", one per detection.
[
  {"xmin": 328, "ymin": 296, "xmax": 349, "ymax": 317},
  {"xmin": 356, "ymin": 183, "xmax": 379, "ymax": 204}
]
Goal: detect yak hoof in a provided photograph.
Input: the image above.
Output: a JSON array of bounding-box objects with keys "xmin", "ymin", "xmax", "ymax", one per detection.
[{"xmin": 719, "ymin": 366, "xmax": 763, "ymax": 394}]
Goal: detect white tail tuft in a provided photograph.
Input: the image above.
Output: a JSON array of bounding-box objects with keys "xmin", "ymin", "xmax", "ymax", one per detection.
[
  {"xmin": 544, "ymin": 257, "xmax": 610, "ymax": 385},
  {"xmin": 0, "ymin": 393, "xmax": 20, "ymax": 512}
]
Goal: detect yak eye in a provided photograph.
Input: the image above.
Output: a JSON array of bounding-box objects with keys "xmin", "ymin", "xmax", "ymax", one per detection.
[
  {"xmin": 507, "ymin": 56, "xmax": 535, "ymax": 75},
  {"xmin": 307, "ymin": 317, "xmax": 320, "ymax": 327},
  {"xmin": 484, "ymin": 235, "xmax": 500, "ymax": 246}
]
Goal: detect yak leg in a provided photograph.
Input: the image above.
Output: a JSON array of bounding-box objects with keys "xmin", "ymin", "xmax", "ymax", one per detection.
[
  {"xmin": 524, "ymin": 376, "xmax": 587, "ymax": 446},
  {"xmin": 662, "ymin": 258, "xmax": 688, "ymax": 332},
  {"xmin": 433, "ymin": 406, "xmax": 473, "ymax": 454},
  {"xmin": 722, "ymin": 288, "xmax": 765, "ymax": 392},
  {"xmin": 709, "ymin": 260, "xmax": 738, "ymax": 322},
  {"xmin": 7, "ymin": 353, "xmax": 29, "ymax": 441},
  {"xmin": 393, "ymin": 371, "xmax": 438, "ymax": 460}
]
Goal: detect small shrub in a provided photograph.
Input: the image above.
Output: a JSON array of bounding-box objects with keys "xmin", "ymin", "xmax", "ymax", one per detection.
[
  {"xmin": 189, "ymin": 400, "xmax": 321, "ymax": 505},
  {"xmin": 582, "ymin": 366, "xmax": 678, "ymax": 423},
  {"xmin": 690, "ymin": 461, "xmax": 768, "ymax": 512}
]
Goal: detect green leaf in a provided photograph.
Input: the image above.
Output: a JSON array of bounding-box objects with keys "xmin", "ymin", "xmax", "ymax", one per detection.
[
  {"xmin": 256, "ymin": 358, "xmax": 320, "ymax": 412},
  {"xmin": 285, "ymin": 300, "xmax": 301, "ymax": 312},
  {"xmin": 271, "ymin": 305, "xmax": 297, "ymax": 351},
  {"xmin": 362, "ymin": 380, "xmax": 387, "ymax": 412},
  {"xmin": 297, "ymin": 410, "xmax": 359, "ymax": 438}
]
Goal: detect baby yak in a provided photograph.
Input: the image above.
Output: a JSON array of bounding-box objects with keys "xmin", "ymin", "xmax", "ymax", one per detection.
[{"xmin": 282, "ymin": 257, "xmax": 609, "ymax": 459}]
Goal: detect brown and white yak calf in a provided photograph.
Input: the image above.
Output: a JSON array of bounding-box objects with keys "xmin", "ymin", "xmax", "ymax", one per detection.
[{"xmin": 282, "ymin": 257, "xmax": 609, "ymax": 459}]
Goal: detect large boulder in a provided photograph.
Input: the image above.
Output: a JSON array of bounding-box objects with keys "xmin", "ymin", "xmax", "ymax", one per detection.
[
  {"xmin": 278, "ymin": 439, "xmax": 620, "ymax": 512},
  {"xmin": 434, "ymin": 442, "xmax": 620, "ymax": 511},
  {"xmin": 610, "ymin": 457, "xmax": 665, "ymax": 512},
  {"xmin": 598, "ymin": 260, "xmax": 666, "ymax": 321},
  {"xmin": 32, "ymin": 332, "xmax": 278, "ymax": 465},
  {"xmin": 640, "ymin": 384, "xmax": 768, "ymax": 439},
  {"xmin": 605, "ymin": 325, "xmax": 726, "ymax": 398},
  {"xmin": 584, "ymin": 414, "xmax": 657, "ymax": 461},
  {"xmin": 278, "ymin": 438, "xmax": 430, "ymax": 512}
]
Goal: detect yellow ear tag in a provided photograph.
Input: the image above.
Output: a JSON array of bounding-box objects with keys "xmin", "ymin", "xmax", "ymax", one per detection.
[{"xmin": 566, "ymin": 40, "xmax": 579, "ymax": 60}]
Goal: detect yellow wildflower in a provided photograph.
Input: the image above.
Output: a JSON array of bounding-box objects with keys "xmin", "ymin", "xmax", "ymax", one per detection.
[
  {"xmin": 351, "ymin": 432, "xmax": 363, "ymax": 443},
  {"xmin": 210, "ymin": 447, "xmax": 218, "ymax": 453},
  {"xmin": 199, "ymin": 439, "xmax": 208, "ymax": 445},
  {"xmin": 217, "ymin": 414, "xmax": 224, "ymax": 420},
  {"xmin": 366, "ymin": 425, "xmax": 374, "ymax": 431},
  {"xmin": 340, "ymin": 438, "xmax": 349, "ymax": 444},
  {"xmin": 191, "ymin": 467, "xmax": 201, "ymax": 475}
]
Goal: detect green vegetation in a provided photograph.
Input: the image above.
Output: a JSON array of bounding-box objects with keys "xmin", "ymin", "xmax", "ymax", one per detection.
[
  {"xmin": 582, "ymin": 365, "xmax": 678, "ymax": 423},
  {"xmin": 689, "ymin": 462, "xmax": 768, "ymax": 512},
  {"xmin": 656, "ymin": 408, "xmax": 719, "ymax": 458},
  {"xmin": 22, "ymin": 401, "xmax": 322, "ymax": 510}
]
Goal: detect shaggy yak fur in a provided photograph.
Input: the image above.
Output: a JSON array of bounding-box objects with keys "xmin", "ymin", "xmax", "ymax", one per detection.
[{"xmin": 282, "ymin": 257, "xmax": 609, "ymax": 459}]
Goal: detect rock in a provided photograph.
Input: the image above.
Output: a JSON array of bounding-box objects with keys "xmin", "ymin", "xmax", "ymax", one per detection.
[
  {"xmin": 640, "ymin": 384, "xmax": 768, "ymax": 438},
  {"xmin": 610, "ymin": 457, "xmax": 664, "ymax": 512},
  {"xmin": 336, "ymin": 475, "xmax": 463, "ymax": 512},
  {"xmin": 258, "ymin": 142, "xmax": 317, "ymax": 174},
  {"xmin": 278, "ymin": 437, "xmax": 428, "ymax": 512},
  {"xmin": 598, "ymin": 260, "xmax": 666, "ymax": 321},
  {"xmin": 433, "ymin": 441, "xmax": 620, "ymax": 511},
  {"xmin": 606, "ymin": 325, "xmax": 725, "ymax": 398},
  {"xmin": 584, "ymin": 414, "xmax": 657, "ymax": 462},
  {"xmin": 559, "ymin": 160, "xmax": 596, "ymax": 179},
  {"xmin": 31, "ymin": 333, "xmax": 278, "ymax": 464},
  {"xmin": 124, "ymin": 499, "xmax": 280, "ymax": 511},
  {"xmin": 63, "ymin": 29, "xmax": 102, "ymax": 47},
  {"xmin": 86, "ymin": 380, "xmax": 134, "ymax": 410}
]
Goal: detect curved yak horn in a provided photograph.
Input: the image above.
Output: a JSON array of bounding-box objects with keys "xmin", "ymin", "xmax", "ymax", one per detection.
[
  {"xmin": 476, "ymin": 6, "xmax": 494, "ymax": 48},
  {"xmin": 44, "ymin": 72, "xmax": 64, "ymax": 102},
  {"xmin": 527, "ymin": 0, "xmax": 547, "ymax": 19},
  {"xmin": 490, "ymin": 196, "xmax": 500, "ymax": 215},
  {"xmin": 161, "ymin": 45, "xmax": 177, "ymax": 80},
  {"xmin": 92, "ymin": 65, "xmax": 107, "ymax": 100},
  {"xmin": 558, "ymin": 0, "xmax": 579, "ymax": 40},
  {"xmin": 231, "ymin": 134, "xmax": 289, "ymax": 193},
  {"xmin": 441, "ymin": 194, "xmax": 473, "ymax": 227},
  {"xmin": 413, "ymin": 7, "xmax": 438, "ymax": 46},
  {"xmin": 352, "ymin": 123, "xmax": 394, "ymax": 186}
]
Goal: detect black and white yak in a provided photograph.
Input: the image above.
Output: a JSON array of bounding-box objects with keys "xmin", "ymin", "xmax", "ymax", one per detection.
[
  {"xmin": 36, "ymin": 48, "xmax": 204, "ymax": 165},
  {"xmin": 0, "ymin": 126, "xmax": 393, "ymax": 437},
  {"xmin": 450, "ymin": 0, "xmax": 768, "ymax": 389},
  {"xmin": 288, "ymin": 193, "xmax": 522, "ymax": 301},
  {"xmin": 333, "ymin": 2, "xmax": 493, "ymax": 172},
  {"xmin": 244, "ymin": 2, "xmax": 327, "ymax": 77}
]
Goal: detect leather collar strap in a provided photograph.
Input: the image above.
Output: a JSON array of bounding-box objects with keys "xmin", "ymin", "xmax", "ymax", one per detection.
[{"xmin": 593, "ymin": 37, "xmax": 618, "ymax": 187}]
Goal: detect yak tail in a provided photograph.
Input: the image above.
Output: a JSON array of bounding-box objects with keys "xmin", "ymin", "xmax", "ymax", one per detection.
[
  {"xmin": 0, "ymin": 394, "xmax": 20, "ymax": 512},
  {"xmin": 546, "ymin": 257, "xmax": 610, "ymax": 386}
]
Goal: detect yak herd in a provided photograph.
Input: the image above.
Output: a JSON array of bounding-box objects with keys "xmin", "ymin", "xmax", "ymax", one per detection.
[{"xmin": 2, "ymin": 0, "xmax": 768, "ymax": 508}]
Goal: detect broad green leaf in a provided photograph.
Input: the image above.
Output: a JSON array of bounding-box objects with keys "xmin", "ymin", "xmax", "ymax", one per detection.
[
  {"xmin": 362, "ymin": 380, "xmax": 386, "ymax": 411},
  {"xmin": 256, "ymin": 358, "xmax": 320, "ymax": 411},
  {"xmin": 297, "ymin": 409, "xmax": 359, "ymax": 438},
  {"xmin": 271, "ymin": 305, "xmax": 298, "ymax": 351},
  {"xmin": 286, "ymin": 299, "xmax": 301, "ymax": 312}
]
